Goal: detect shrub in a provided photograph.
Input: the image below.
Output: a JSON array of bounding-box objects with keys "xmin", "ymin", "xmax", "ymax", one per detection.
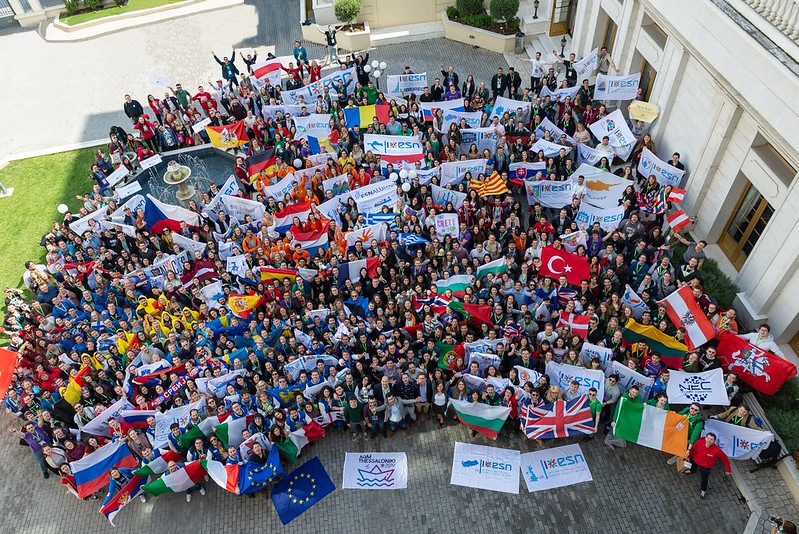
[
  {"xmin": 760, "ymin": 378, "xmax": 799, "ymax": 452},
  {"xmin": 462, "ymin": 12, "xmax": 492, "ymax": 28},
  {"xmin": 114, "ymin": 0, "xmax": 125, "ymax": 6},
  {"xmin": 446, "ymin": 5, "xmax": 459, "ymax": 19},
  {"xmin": 489, "ymin": 0, "xmax": 519, "ymax": 23},
  {"xmin": 334, "ymin": 0, "xmax": 361, "ymax": 25},
  {"xmin": 84, "ymin": 0, "xmax": 102, "ymax": 10},
  {"xmin": 63, "ymin": 0, "xmax": 80, "ymax": 14},
  {"xmin": 456, "ymin": 0, "xmax": 484, "ymax": 16},
  {"xmin": 672, "ymin": 243, "xmax": 740, "ymax": 309}
]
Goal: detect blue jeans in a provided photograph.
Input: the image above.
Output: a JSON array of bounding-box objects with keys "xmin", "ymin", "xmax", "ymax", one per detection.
[
  {"xmin": 369, "ymin": 420, "xmax": 385, "ymax": 437},
  {"xmin": 31, "ymin": 449, "xmax": 47, "ymax": 475},
  {"xmin": 389, "ymin": 419, "xmax": 407, "ymax": 432}
]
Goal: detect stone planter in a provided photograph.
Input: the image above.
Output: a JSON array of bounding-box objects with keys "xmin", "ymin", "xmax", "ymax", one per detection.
[
  {"xmin": 300, "ymin": 21, "xmax": 371, "ymax": 52},
  {"xmin": 441, "ymin": 10, "xmax": 516, "ymax": 54},
  {"xmin": 52, "ymin": 0, "xmax": 200, "ymax": 30}
]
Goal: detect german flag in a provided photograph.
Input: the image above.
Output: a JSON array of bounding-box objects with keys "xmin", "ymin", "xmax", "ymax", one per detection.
[
  {"xmin": 246, "ymin": 148, "xmax": 277, "ymax": 180},
  {"xmin": 206, "ymin": 120, "xmax": 249, "ymax": 149},
  {"xmin": 469, "ymin": 171, "xmax": 509, "ymax": 197}
]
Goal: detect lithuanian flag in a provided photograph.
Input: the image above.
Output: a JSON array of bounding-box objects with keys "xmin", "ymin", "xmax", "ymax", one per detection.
[
  {"xmin": 343, "ymin": 104, "xmax": 390, "ymax": 128},
  {"xmin": 470, "ymin": 172, "xmax": 509, "ymax": 197},
  {"xmin": 246, "ymin": 149, "xmax": 276, "ymax": 181},
  {"xmin": 612, "ymin": 397, "xmax": 689, "ymax": 457},
  {"xmin": 206, "ymin": 120, "xmax": 249, "ymax": 149},
  {"xmin": 622, "ymin": 319, "xmax": 687, "ymax": 368}
]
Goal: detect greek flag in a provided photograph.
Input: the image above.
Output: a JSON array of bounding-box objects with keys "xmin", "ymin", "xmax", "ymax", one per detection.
[
  {"xmin": 400, "ymin": 233, "xmax": 428, "ymax": 247},
  {"xmin": 364, "ymin": 211, "xmax": 398, "ymax": 230}
]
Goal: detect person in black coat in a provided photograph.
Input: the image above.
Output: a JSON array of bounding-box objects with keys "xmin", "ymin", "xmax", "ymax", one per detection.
[
  {"xmin": 123, "ymin": 95, "xmax": 144, "ymax": 123},
  {"xmin": 505, "ymin": 67, "xmax": 522, "ymax": 100},
  {"xmin": 440, "ymin": 64, "xmax": 459, "ymax": 90},
  {"xmin": 491, "ymin": 68, "xmax": 507, "ymax": 98},
  {"xmin": 212, "ymin": 50, "xmax": 240, "ymax": 87}
]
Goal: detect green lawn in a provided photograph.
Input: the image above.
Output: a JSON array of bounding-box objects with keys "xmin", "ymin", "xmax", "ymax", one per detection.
[
  {"xmin": 0, "ymin": 147, "xmax": 99, "ymax": 293},
  {"xmin": 60, "ymin": 0, "xmax": 184, "ymax": 25}
]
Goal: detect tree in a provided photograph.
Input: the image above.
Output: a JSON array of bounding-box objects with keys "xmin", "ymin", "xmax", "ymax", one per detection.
[
  {"xmin": 456, "ymin": 0, "xmax": 485, "ymax": 16},
  {"xmin": 334, "ymin": 0, "xmax": 362, "ymax": 28},
  {"xmin": 489, "ymin": 0, "xmax": 520, "ymax": 27}
]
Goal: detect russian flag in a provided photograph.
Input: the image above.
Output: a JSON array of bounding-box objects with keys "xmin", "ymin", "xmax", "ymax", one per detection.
[
  {"xmin": 343, "ymin": 104, "xmax": 390, "ymax": 128},
  {"xmin": 337, "ymin": 257, "xmax": 379, "ymax": 286},
  {"xmin": 118, "ymin": 408, "xmax": 157, "ymax": 431},
  {"xmin": 71, "ymin": 441, "xmax": 137, "ymax": 498},
  {"xmin": 274, "ymin": 201, "xmax": 311, "ymax": 234},
  {"xmin": 144, "ymin": 194, "xmax": 200, "ymax": 234},
  {"xmin": 101, "ymin": 474, "xmax": 147, "ymax": 526},
  {"xmin": 293, "ymin": 221, "xmax": 330, "ymax": 256}
]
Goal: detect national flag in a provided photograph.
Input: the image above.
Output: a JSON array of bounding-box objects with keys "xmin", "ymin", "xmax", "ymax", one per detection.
[
  {"xmin": 716, "ymin": 333, "xmax": 797, "ymax": 395},
  {"xmin": 293, "ymin": 222, "xmax": 330, "ymax": 256},
  {"xmin": 504, "ymin": 323, "xmax": 523, "ymax": 343},
  {"xmin": 228, "ymin": 293, "xmax": 263, "ymax": 319},
  {"xmin": 62, "ymin": 260, "xmax": 96, "ymax": 278},
  {"xmin": 202, "ymin": 459, "xmax": 241, "ymax": 494},
  {"xmin": 413, "ymin": 295, "xmax": 450, "ymax": 313},
  {"xmin": 539, "ymin": 247, "xmax": 590, "ymax": 285},
  {"xmin": 133, "ymin": 449, "xmax": 184, "ymax": 476},
  {"xmin": 257, "ymin": 266, "xmax": 298, "ymax": 284},
  {"xmin": 621, "ymin": 319, "xmax": 688, "ymax": 368},
  {"xmin": 434, "ymin": 342, "xmax": 465, "ymax": 370},
  {"xmin": 274, "ymin": 201, "xmax": 311, "ymax": 234},
  {"xmin": 612, "ymin": 396, "xmax": 688, "ymax": 457},
  {"xmin": 131, "ymin": 360, "xmax": 178, "ymax": 385},
  {"xmin": 144, "ymin": 194, "xmax": 200, "ymax": 234},
  {"xmin": 343, "ymin": 104, "xmax": 390, "ymax": 128},
  {"xmin": 206, "ymin": 120, "xmax": 249, "ymax": 149},
  {"xmin": 276, "ymin": 422, "xmax": 326, "ymax": 464},
  {"xmin": 363, "ymin": 211, "xmax": 398, "ymax": 229},
  {"xmin": 100, "ymin": 474, "xmax": 147, "ymax": 526},
  {"xmin": 556, "ymin": 287, "xmax": 577, "ymax": 308},
  {"xmin": 658, "ymin": 285, "xmax": 716, "ymax": 350},
  {"xmin": 399, "ymin": 233, "xmax": 428, "ymax": 247},
  {"xmin": 118, "ymin": 409, "xmax": 157, "ymax": 431},
  {"xmin": 336, "ymin": 257, "xmax": 380, "ymax": 285},
  {"xmin": 469, "ymin": 172, "xmax": 509, "ymax": 197},
  {"xmin": 238, "ymin": 445, "xmax": 284, "ymax": 494},
  {"xmin": 345, "ymin": 223, "xmax": 388, "ymax": 248},
  {"xmin": 509, "ymin": 162, "xmax": 546, "ymax": 184},
  {"xmin": 434, "ymin": 274, "xmax": 474, "ymax": 298},
  {"xmin": 180, "ymin": 259, "xmax": 218, "ymax": 288},
  {"xmin": 142, "ymin": 460, "xmax": 207, "ymax": 496},
  {"xmin": 666, "ymin": 210, "xmax": 691, "ymax": 233},
  {"xmin": 308, "ymin": 136, "xmax": 335, "ymax": 155},
  {"xmin": 344, "ymin": 296, "xmax": 369, "ymax": 318},
  {"xmin": 448, "ymin": 397, "xmax": 511, "ymax": 439},
  {"xmin": 522, "ymin": 394, "xmax": 595, "ymax": 439},
  {"xmin": 557, "ymin": 311, "xmax": 590, "ymax": 338},
  {"xmin": 252, "ymin": 58, "xmax": 282, "ymax": 85},
  {"xmin": 636, "ymin": 189, "xmax": 666, "ymax": 214},
  {"xmin": 245, "ymin": 149, "xmax": 277, "ymax": 180},
  {"xmin": 476, "ymin": 257, "xmax": 507, "ymax": 279},
  {"xmin": 71, "ymin": 441, "xmax": 137, "ymax": 498},
  {"xmin": 667, "ymin": 187, "xmax": 686, "ymax": 203},
  {"xmin": 0, "ymin": 348, "xmax": 18, "ymax": 398},
  {"xmin": 79, "ymin": 397, "xmax": 135, "ymax": 436},
  {"xmin": 271, "ymin": 457, "xmax": 336, "ymax": 525},
  {"xmin": 447, "ymin": 300, "xmax": 493, "ymax": 327}
]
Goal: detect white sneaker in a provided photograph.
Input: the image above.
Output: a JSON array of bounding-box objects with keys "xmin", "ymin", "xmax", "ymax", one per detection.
[
  {"xmin": 186, "ymin": 493, "xmax": 192, "ymax": 502},
  {"xmin": 667, "ymin": 457, "xmax": 677, "ymax": 465},
  {"xmin": 199, "ymin": 487, "xmax": 206, "ymax": 496},
  {"xmin": 139, "ymin": 494, "xmax": 148, "ymax": 503}
]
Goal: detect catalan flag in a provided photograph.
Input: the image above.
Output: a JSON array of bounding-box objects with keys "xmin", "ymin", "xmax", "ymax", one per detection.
[
  {"xmin": 246, "ymin": 148, "xmax": 276, "ymax": 180},
  {"xmin": 469, "ymin": 172, "xmax": 509, "ymax": 197},
  {"xmin": 206, "ymin": 120, "xmax": 249, "ymax": 149},
  {"xmin": 343, "ymin": 104, "xmax": 391, "ymax": 128}
]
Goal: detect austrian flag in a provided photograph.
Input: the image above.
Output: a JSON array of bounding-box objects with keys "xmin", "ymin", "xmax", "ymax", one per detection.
[
  {"xmin": 667, "ymin": 210, "xmax": 691, "ymax": 232},
  {"xmin": 658, "ymin": 286, "xmax": 716, "ymax": 350}
]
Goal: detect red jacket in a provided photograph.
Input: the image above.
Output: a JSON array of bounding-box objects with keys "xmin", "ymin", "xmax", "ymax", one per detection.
[{"xmin": 689, "ymin": 439, "xmax": 731, "ymax": 473}]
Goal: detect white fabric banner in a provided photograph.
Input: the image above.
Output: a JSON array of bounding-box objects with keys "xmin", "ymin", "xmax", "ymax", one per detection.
[
  {"xmin": 342, "ymin": 452, "xmax": 408, "ymax": 489},
  {"xmin": 621, "ymin": 284, "xmax": 649, "ymax": 319},
  {"xmin": 221, "ymin": 194, "xmax": 265, "ymax": 221},
  {"xmin": 363, "ymin": 134, "xmax": 424, "ymax": 156},
  {"xmin": 576, "ymin": 166, "xmax": 633, "ymax": 208},
  {"xmin": 606, "ymin": 361, "xmax": 655, "ymax": 401},
  {"xmin": 204, "ymin": 175, "xmax": 239, "ymax": 221},
  {"xmin": 439, "ymin": 159, "xmax": 487, "ymax": 187},
  {"xmin": 386, "ymin": 72, "xmax": 428, "ymax": 98},
  {"xmin": 588, "ymin": 109, "xmax": 638, "ymax": 149},
  {"xmin": 535, "ymin": 117, "xmax": 576, "ymax": 145},
  {"xmin": 172, "ymin": 232, "xmax": 207, "ymax": 254},
  {"xmin": 489, "ymin": 95, "xmax": 531, "ymax": 120},
  {"xmin": 578, "ymin": 342, "xmax": 614, "ymax": 370},
  {"xmin": 281, "ymin": 67, "xmax": 356, "ymax": 104},
  {"xmin": 546, "ymin": 361, "xmax": 605, "ymax": 401},
  {"xmin": 450, "ymin": 442, "xmax": 520, "ymax": 494},
  {"xmin": 576, "ymin": 143, "xmax": 604, "ymax": 166},
  {"xmin": 539, "ymin": 84, "xmax": 581, "ymax": 101},
  {"xmin": 431, "ymin": 183, "xmax": 467, "ymax": 209},
  {"xmin": 355, "ymin": 189, "xmax": 398, "ymax": 214},
  {"xmin": 594, "ymin": 72, "xmax": 641, "ymax": 100},
  {"xmin": 520, "ymin": 444, "xmax": 593, "ymax": 492},
  {"xmin": 574, "ymin": 48, "xmax": 599, "ymax": 78},
  {"xmin": 293, "ymin": 114, "xmax": 331, "ymax": 140},
  {"xmin": 524, "ymin": 180, "xmax": 574, "ymax": 209},
  {"xmin": 420, "ymin": 98, "xmax": 465, "ymax": 120},
  {"xmin": 467, "ymin": 352, "xmax": 501, "ymax": 373},
  {"xmin": 152, "ymin": 399, "xmax": 206, "ymax": 447},
  {"xmin": 261, "ymin": 173, "xmax": 296, "ymax": 201},
  {"xmin": 637, "ymin": 147, "xmax": 685, "ymax": 187},
  {"xmin": 703, "ymin": 419, "xmax": 774, "ymax": 460},
  {"xmin": 261, "ymin": 104, "xmax": 305, "ymax": 120},
  {"xmin": 80, "ymin": 397, "xmax": 134, "ymax": 437},
  {"xmin": 465, "ymin": 338, "xmax": 505, "ymax": 354},
  {"xmin": 530, "ymin": 138, "xmax": 569, "ymax": 158},
  {"xmin": 345, "ymin": 223, "xmax": 388, "ymax": 247},
  {"xmin": 459, "ymin": 128, "xmax": 499, "ymax": 153},
  {"xmin": 433, "ymin": 213, "xmax": 459, "ymax": 239},
  {"xmin": 441, "ymin": 110, "xmax": 483, "ymax": 132},
  {"xmin": 575, "ymin": 202, "xmax": 625, "ymax": 230},
  {"xmin": 667, "ymin": 368, "xmax": 730, "ymax": 406}
]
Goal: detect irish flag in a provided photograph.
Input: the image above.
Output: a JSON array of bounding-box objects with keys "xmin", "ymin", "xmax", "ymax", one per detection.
[
  {"xmin": 612, "ymin": 397, "xmax": 688, "ymax": 457},
  {"xmin": 276, "ymin": 421, "xmax": 325, "ymax": 464},
  {"xmin": 202, "ymin": 459, "xmax": 240, "ymax": 494},
  {"xmin": 434, "ymin": 275, "xmax": 474, "ymax": 297},
  {"xmin": 448, "ymin": 398, "xmax": 511, "ymax": 439},
  {"xmin": 658, "ymin": 285, "xmax": 716, "ymax": 350},
  {"xmin": 476, "ymin": 257, "xmax": 507, "ymax": 279},
  {"xmin": 142, "ymin": 460, "xmax": 206, "ymax": 496}
]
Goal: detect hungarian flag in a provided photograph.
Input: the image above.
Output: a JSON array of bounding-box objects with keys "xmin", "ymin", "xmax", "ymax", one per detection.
[
  {"xmin": 435, "ymin": 341, "xmax": 465, "ymax": 370},
  {"xmin": 142, "ymin": 460, "xmax": 207, "ymax": 496},
  {"xmin": 539, "ymin": 246, "xmax": 590, "ymax": 286},
  {"xmin": 100, "ymin": 474, "xmax": 147, "ymax": 526},
  {"xmin": 612, "ymin": 397, "xmax": 688, "ymax": 457},
  {"xmin": 448, "ymin": 398, "xmax": 510, "ymax": 439},
  {"xmin": 667, "ymin": 187, "xmax": 686, "ymax": 203},
  {"xmin": 245, "ymin": 148, "xmax": 277, "ymax": 180},
  {"xmin": 658, "ymin": 286, "xmax": 716, "ymax": 350},
  {"xmin": 469, "ymin": 172, "xmax": 509, "ymax": 197},
  {"xmin": 252, "ymin": 58, "xmax": 282, "ymax": 85},
  {"xmin": 228, "ymin": 293, "xmax": 263, "ymax": 319},
  {"xmin": 447, "ymin": 301, "xmax": 493, "ymax": 327},
  {"xmin": 276, "ymin": 421, "xmax": 325, "ymax": 464},
  {"xmin": 716, "ymin": 333, "xmax": 797, "ymax": 395},
  {"xmin": 206, "ymin": 120, "xmax": 249, "ymax": 149},
  {"xmin": 557, "ymin": 311, "xmax": 590, "ymax": 338},
  {"xmin": 667, "ymin": 210, "xmax": 691, "ymax": 233},
  {"xmin": 622, "ymin": 319, "xmax": 688, "ymax": 369},
  {"xmin": 476, "ymin": 257, "xmax": 507, "ymax": 279}
]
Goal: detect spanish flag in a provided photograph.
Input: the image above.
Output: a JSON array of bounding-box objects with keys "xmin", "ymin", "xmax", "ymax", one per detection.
[
  {"xmin": 206, "ymin": 120, "xmax": 249, "ymax": 149},
  {"xmin": 258, "ymin": 267, "xmax": 297, "ymax": 284},
  {"xmin": 228, "ymin": 293, "xmax": 263, "ymax": 319},
  {"xmin": 621, "ymin": 319, "xmax": 688, "ymax": 368},
  {"xmin": 470, "ymin": 172, "xmax": 509, "ymax": 197},
  {"xmin": 343, "ymin": 104, "xmax": 390, "ymax": 128},
  {"xmin": 246, "ymin": 148, "xmax": 277, "ymax": 181}
]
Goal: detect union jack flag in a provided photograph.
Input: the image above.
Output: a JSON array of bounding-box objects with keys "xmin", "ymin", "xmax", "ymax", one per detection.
[
  {"xmin": 522, "ymin": 394, "xmax": 595, "ymax": 439},
  {"xmin": 504, "ymin": 323, "xmax": 523, "ymax": 343}
]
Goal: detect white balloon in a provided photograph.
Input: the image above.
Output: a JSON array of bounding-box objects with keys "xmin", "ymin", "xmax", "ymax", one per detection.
[
  {"xmin": 293, "ymin": 159, "xmax": 302, "ymax": 168},
  {"xmin": 57, "ymin": 204, "xmax": 69, "ymax": 214},
  {"xmin": 379, "ymin": 61, "xmax": 387, "ymax": 71},
  {"xmin": 389, "ymin": 172, "xmax": 398, "ymax": 182},
  {"xmin": 371, "ymin": 60, "xmax": 379, "ymax": 68},
  {"xmin": 373, "ymin": 70, "xmax": 381, "ymax": 78},
  {"xmin": 408, "ymin": 170, "xmax": 418, "ymax": 179},
  {"xmin": 399, "ymin": 169, "xmax": 408, "ymax": 179},
  {"xmin": 402, "ymin": 182, "xmax": 411, "ymax": 192},
  {"xmin": 363, "ymin": 64, "xmax": 371, "ymax": 73}
]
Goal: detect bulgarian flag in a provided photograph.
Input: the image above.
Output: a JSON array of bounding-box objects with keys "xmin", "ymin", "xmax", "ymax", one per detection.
[
  {"xmin": 447, "ymin": 300, "xmax": 493, "ymax": 327},
  {"xmin": 276, "ymin": 421, "xmax": 325, "ymax": 464},
  {"xmin": 448, "ymin": 398, "xmax": 511, "ymax": 439},
  {"xmin": 201, "ymin": 459, "xmax": 240, "ymax": 494},
  {"xmin": 133, "ymin": 449, "xmax": 184, "ymax": 476},
  {"xmin": 622, "ymin": 319, "xmax": 687, "ymax": 369},
  {"xmin": 476, "ymin": 257, "xmax": 507, "ymax": 279},
  {"xmin": 612, "ymin": 397, "xmax": 688, "ymax": 457},
  {"xmin": 434, "ymin": 275, "xmax": 474, "ymax": 298},
  {"xmin": 141, "ymin": 460, "xmax": 206, "ymax": 496}
]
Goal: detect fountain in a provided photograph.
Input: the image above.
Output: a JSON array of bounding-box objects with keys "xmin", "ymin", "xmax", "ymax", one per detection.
[{"xmin": 163, "ymin": 160, "xmax": 198, "ymax": 206}]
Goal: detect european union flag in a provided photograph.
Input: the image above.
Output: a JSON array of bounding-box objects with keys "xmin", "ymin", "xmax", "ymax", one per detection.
[
  {"xmin": 271, "ymin": 457, "xmax": 335, "ymax": 525},
  {"xmin": 267, "ymin": 384, "xmax": 306, "ymax": 407},
  {"xmin": 239, "ymin": 445, "xmax": 284, "ymax": 495}
]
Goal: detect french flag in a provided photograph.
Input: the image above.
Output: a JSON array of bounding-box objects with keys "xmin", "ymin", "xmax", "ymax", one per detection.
[
  {"xmin": 337, "ymin": 257, "xmax": 380, "ymax": 286},
  {"xmin": 293, "ymin": 221, "xmax": 330, "ymax": 256},
  {"xmin": 144, "ymin": 194, "xmax": 200, "ymax": 234},
  {"xmin": 70, "ymin": 441, "xmax": 137, "ymax": 498},
  {"xmin": 274, "ymin": 201, "xmax": 311, "ymax": 234}
]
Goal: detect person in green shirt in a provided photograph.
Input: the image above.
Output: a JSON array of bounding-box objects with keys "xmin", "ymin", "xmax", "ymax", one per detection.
[
  {"xmin": 646, "ymin": 392, "xmax": 670, "ymax": 411},
  {"xmin": 169, "ymin": 84, "xmax": 191, "ymax": 112},
  {"xmin": 482, "ymin": 384, "xmax": 502, "ymax": 406},
  {"xmin": 344, "ymin": 396, "xmax": 367, "ymax": 441},
  {"xmin": 583, "ymin": 387, "xmax": 603, "ymax": 442},
  {"xmin": 668, "ymin": 402, "xmax": 704, "ymax": 472}
]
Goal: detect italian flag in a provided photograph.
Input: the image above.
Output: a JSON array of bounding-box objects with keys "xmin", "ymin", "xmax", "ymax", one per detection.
[
  {"xmin": 133, "ymin": 449, "xmax": 183, "ymax": 476},
  {"xmin": 141, "ymin": 460, "xmax": 206, "ymax": 496},
  {"xmin": 276, "ymin": 421, "xmax": 325, "ymax": 464},
  {"xmin": 476, "ymin": 257, "xmax": 507, "ymax": 279},
  {"xmin": 176, "ymin": 413, "xmax": 250, "ymax": 450},
  {"xmin": 201, "ymin": 459, "xmax": 240, "ymax": 494},
  {"xmin": 613, "ymin": 397, "xmax": 689, "ymax": 457},
  {"xmin": 434, "ymin": 275, "xmax": 473, "ymax": 297},
  {"xmin": 448, "ymin": 398, "xmax": 511, "ymax": 439}
]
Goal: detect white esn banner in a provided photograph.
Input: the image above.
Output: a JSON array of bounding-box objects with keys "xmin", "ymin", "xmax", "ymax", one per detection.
[
  {"xmin": 520, "ymin": 444, "xmax": 593, "ymax": 492},
  {"xmin": 451, "ymin": 442, "xmax": 520, "ymax": 494},
  {"xmin": 342, "ymin": 452, "xmax": 408, "ymax": 489}
]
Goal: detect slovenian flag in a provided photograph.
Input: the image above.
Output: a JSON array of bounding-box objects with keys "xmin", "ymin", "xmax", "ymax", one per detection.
[
  {"xmin": 144, "ymin": 194, "xmax": 200, "ymax": 234},
  {"xmin": 343, "ymin": 104, "xmax": 390, "ymax": 128},
  {"xmin": 71, "ymin": 441, "xmax": 137, "ymax": 498},
  {"xmin": 273, "ymin": 201, "xmax": 311, "ymax": 234},
  {"xmin": 337, "ymin": 257, "xmax": 380, "ymax": 286},
  {"xmin": 293, "ymin": 221, "xmax": 330, "ymax": 256}
]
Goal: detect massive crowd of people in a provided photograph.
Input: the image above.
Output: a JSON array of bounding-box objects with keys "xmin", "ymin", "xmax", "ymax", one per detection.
[{"xmin": 1, "ymin": 40, "xmax": 785, "ymax": 513}]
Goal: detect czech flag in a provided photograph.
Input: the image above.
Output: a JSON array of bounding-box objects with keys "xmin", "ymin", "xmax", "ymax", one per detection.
[
  {"xmin": 71, "ymin": 441, "xmax": 137, "ymax": 498},
  {"xmin": 337, "ymin": 257, "xmax": 380, "ymax": 286},
  {"xmin": 206, "ymin": 120, "xmax": 249, "ymax": 149},
  {"xmin": 293, "ymin": 221, "xmax": 330, "ymax": 256},
  {"xmin": 246, "ymin": 148, "xmax": 276, "ymax": 181},
  {"xmin": 144, "ymin": 194, "xmax": 200, "ymax": 234},
  {"xmin": 274, "ymin": 201, "xmax": 311, "ymax": 233},
  {"xmin": 343, "ymin": 104, "xmax": 390, "ymax": 128}
]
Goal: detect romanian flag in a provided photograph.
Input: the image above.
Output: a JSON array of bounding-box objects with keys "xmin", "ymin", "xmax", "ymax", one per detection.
[
  {"xmin": 228, "ymin": 293, "xmax": 263, "ymax": 319},
  {"xmin": 258, "ymin": 267, "xmax": 297, "ymax": 284},
  {"xmin": 206, "ymin": 120, "xmax": 249, "ymax": 149},
  {"xmin": 343, "ymin": 104, "xmax": 390, "ymax": 128},
  {"xmin": 622, "ymin": 319, "xmax": 687, "ymax": 368},
  {"xmin": 246, "ymin": 149, "xmax": 277, "ymax": 180},
  {"xmin": 470, "ymin": 172, "xmax": 509, "ymax": 197}
]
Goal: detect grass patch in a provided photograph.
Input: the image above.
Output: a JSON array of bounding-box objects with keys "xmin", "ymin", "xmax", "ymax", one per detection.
[
  {"xmin": 60, "ymin": 0, "xmax": 184, "ymax": 25},
  {"xmin": 0, "ymin": 147, "xmax": 98, "ymax": 293}
]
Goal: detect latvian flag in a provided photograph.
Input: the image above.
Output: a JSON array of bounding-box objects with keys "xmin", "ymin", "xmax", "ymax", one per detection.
[
  {"xmin": 337, "ymin": 257, "xmax": 380, "ymax": 285},
  {"xmin": 252, "ymin": 58, "xmax": 283, "ymax": 86},
  {"xmin": 667, "ymin": 187, "xmax": 686, "ymax": 204},
  {"xmin": 274, "ymin": 201, "xmax": 311, "ymax": 234},
  {"xmin": 557, "ymin": 311, "xmax": 590, "ymax": 338},
  {"xmin": 658, "ymin": 285, "xmax": 716, "ymax": 350},
  {"xmin": 293, "ymin": 221, "xmax": 330, "ymax": 256},
  {"xmin": 666, "ymin": 210, "xmax": 691, "ymax": 233}
]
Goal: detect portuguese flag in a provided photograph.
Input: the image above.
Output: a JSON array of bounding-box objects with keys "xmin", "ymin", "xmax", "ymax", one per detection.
[
  {"xmin": 435, "ymin": 342, "xmax": 465, "ymax": 371},
  {"xmin": 447, "ymin": 300, "xmax": 493, "ymax": 327},
  {"xmin": 142, "ymin": 460, "xmax": 206, "ymax": 495},
  {"xmin": 448, "ymin": 398, "xmax": 511, "ymax": 439},
  {"xmin": 621, "ymin": 319, "xmax": 687, "ymax": 368},
  {"xmin": 612, "ymin": 397, "xmax": 689, "ymax": 457}
]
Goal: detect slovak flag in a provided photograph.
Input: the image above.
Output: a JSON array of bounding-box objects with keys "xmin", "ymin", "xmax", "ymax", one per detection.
[
  {"xmin": 667, "ymin": 210, "xmax": 691, "ymax": 233},
  {"xmin": 658, "ymin": 285, "xmax": 716, "ymax": 350},
  {"xmin": 273, "ymin": 201, "xmax": 311, "ymax": 234},
  {"xmin": 557, "ymin": 311, "xmax": 590, "ymax": 338},
  {"xmin": 539, "ymin": 246, "xmax": 591, "ymax": 286},
  {"xmin": 293, "ymin": 221, "xmax": 330, "ymax": 256},
  {"xmin": 70, "ymin": 441, "xmax": 137, "ymax": 498},
  {"xmin": 337, "ymin": 257, "xmax": 380, "ymax": 286},
  {"xmin": 508, "ymin": 162, "xmax": 546, "ymax": 185}
]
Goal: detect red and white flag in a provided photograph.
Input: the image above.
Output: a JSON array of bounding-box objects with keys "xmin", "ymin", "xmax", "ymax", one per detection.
[
  {"xmin": 557, "ymin": 311, "xmax": 590, "ymax": 339},
  {"xmin": 658, "ymin": 286, "xmax": 715, "ymax": 350},
  {"xmin": 539, "ymin": 246, "xmax": 591, "ymax": 286},
  {"xmin": 667, "ymin": 187, "xmax": 686, "ymax": 203},
  {"xmin": 251, "ymin": 58, "xmax": 282, "ymax": 86},
  {"xmin": 667, "ymin": 210, "xmax": 691, "ymax": 233}
]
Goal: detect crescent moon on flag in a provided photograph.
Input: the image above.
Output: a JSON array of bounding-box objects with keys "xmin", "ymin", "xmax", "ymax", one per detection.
[{"xmin": 547, "ymin": 255, "xmax": 566, "ymax": 273}]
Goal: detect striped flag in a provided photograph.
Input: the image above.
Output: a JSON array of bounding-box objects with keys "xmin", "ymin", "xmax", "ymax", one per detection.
[
  {"xmin": 658, "ymin": 285, "xmax": 716, "ymax": 350},
  {"xmin": 71, "ymin": 441, "xmax": 137, "ymax": 498},
  {"xmin": 448, "ymin": 398, "xmax": 511, "ymax": 439},
  {"xmin": 245, "ymin": 149, "xmax": 277, "ymax": 180},
  {"xmin": 343, "ymin": 104, "xmax": 390, "ymax": 128},
  {"xmin": 621, "ymin": 319, "xmax": 688, "ymax": 368},
  {"xmin": 276, "ymin": 422, "xmax": 325, "ymax": 464},
  {"xmin": 364, "ymin": 211, "xmax": 398, "ymax": 229},
  {"xmin": 612, "ymin": 397, "xmax": 688, "ymax": 457},
  {"xmin": 133, "ymin": 449, "xmax": 184, "ymax": 476},
  {"xmin": 399, "ymin": 232, "xmax": 428, "ymax": 246},
  {"xmin": 667, "ymin": 187, "xmax": 686, "ymax": 203},
  {"xmin": 293, "ymin": 222, "xmax": 330, "ymax": 256},
  {"xmin": 470, "ymin": 172, "xmax": 509, "ymax": 197},
  {"xmin": 434, "ymin": 274, "xmax": 474, "ymax": 297},
  {"xmin": 100, "ymin": 474, "xmax": 147, "ymax": 526},
  {"xmin": 252, "ymin": 58, "xmax": 282, "ymax": 85},
  {"xmin": 666, "ymin": 210, "xmax": 691, "ymax": 232},
  {"xmin": 476, "ymin": 257, "xmax": 507, "ymax": 279},
  {"xmin": 142, "ymin": 460, "xmax": 207, "ymax": 496}
]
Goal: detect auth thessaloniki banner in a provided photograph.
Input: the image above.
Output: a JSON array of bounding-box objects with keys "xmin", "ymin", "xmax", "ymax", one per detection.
[
  {"xmin": 342, "ymin": 452, "xmax": 408, "ymax": 489},
  {"xmin": 520, "ymin": 444, "xmax": 593, "ymax": 492},
  {"xmin": 451, "ymin": 442, "xmax": 520, "ymax": 494}
]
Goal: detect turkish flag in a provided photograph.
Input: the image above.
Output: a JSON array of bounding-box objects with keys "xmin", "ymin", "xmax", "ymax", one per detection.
[
  {"xmin": 539, "ymin": 247, "xmax": 591, "ymax": 285},
  {"xmin": 0, "ymin": 348, "xmax": 17, "ymax": 400},
  {"xmin": 716, "ymin": 333, "xmax": 797, "ymax": 395}
]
